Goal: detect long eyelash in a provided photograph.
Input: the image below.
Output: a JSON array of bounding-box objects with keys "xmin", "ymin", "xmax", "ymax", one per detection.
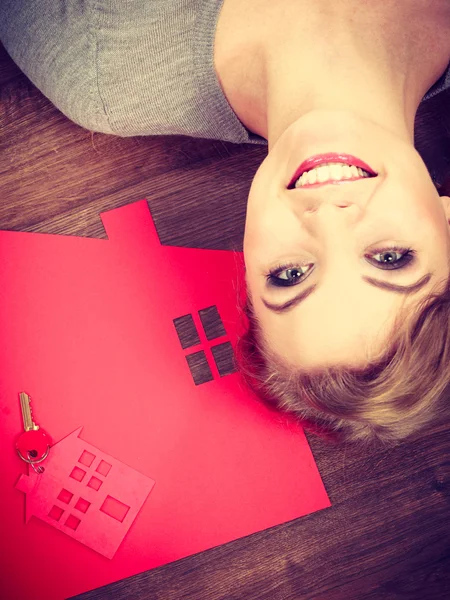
[
  {"xmin": 266, "ymin": 262, "xmax": 312, "ymax": 288},
  {"xmin": 369, "ymin": 245, "xmax": 414, "ymax": 256},
  {"xmin": 365, "ymin": 246, "xmax": 416, "ymax": 270},
  {"xmin": 266, "ymin": 262, "xmax": 301, "ymax": 280}
]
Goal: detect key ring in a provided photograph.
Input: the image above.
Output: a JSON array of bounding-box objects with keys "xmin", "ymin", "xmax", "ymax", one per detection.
[
  {"xmin": 16, "ymin": 445, "xmax": 50, "ymax": 465},
  {"xmin": 31, "ymin": 461, "xmax": 45, "ymax": 475}
]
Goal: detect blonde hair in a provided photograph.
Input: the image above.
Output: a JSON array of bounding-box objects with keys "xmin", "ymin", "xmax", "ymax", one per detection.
[{"xmin": 236, "ymin": 276, "xmax": 450, "ymax": 444}]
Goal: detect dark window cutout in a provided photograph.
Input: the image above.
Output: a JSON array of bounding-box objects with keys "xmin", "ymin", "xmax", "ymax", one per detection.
[
  {"xmin": 70, "ymin": 466, "xmax": 86, "ymax": 482},
  {"xmin": 211, "ymin": 342, "xmax": 236, "ymax": 377},
  {"xmin": 57, "ymin": 489, "xmax": 74, "ymax": 505},
  {"xmin": 65, "ymin": 514, "xmax": 81, "ymax": 531},
  {"xmin": 173, "ymin": 314, "xmax": 201, "ymax": 349},
  {"xmin": 49, "ymin": 505, "xmax": 64, "ymax": 522},
  {"xmin": 198, "ymin": 306, "xmax": 226, "ymax": 341},
  {"xmin": 74, "ymin": 497, "xmax": 91, "ymax": 514},
  {"xmin": 96, "ymin": 460, "xmax": 112, "ymax": 477},
  {"xmin": 100, "ymin": 495, "xmax": 130, "ymax": 523},
  {"xmin": 87, "ymin": 476, "xmax": 103, "ymax": 491},
  {"xmin": 79, "ymin": 450, "xmax": 96, "ymax": 468},
  {"xmin": 186, "ymin": 351, "xmax": 214, "ymax": 385}
]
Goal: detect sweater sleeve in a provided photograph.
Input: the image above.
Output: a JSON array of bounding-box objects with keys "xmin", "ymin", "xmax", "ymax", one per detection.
[{"xmin": 422, "ymin": 62, "xmax": 450, "ymax": 101}]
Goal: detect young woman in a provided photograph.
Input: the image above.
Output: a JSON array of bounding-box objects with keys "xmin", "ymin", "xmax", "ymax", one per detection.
[{"xmin": 2, "ymin": 0, "xmax": 450, "ymax": 443}]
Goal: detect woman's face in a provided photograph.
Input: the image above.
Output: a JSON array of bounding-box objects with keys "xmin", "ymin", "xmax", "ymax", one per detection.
[{"xmin": 244, "ymin": 111, "xmax": 450, "ymax": 368}]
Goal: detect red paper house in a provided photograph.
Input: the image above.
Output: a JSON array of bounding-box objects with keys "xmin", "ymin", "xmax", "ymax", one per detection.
[
  {"xmin": 16, "ymin": 427, "xmax": 155, "ymax": 559},
  {"xmin": 0, "ymin": 200, "xmax": 330, "ymax": 600}
]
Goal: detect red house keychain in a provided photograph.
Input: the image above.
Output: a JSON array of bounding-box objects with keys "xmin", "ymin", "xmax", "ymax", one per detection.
[{"xmin": 16, "ymin": 392, "xmax": 51, "ymax": 473}]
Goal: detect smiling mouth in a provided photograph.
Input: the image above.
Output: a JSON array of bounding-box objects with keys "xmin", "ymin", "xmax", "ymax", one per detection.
[{"xmin": 288, "ymin": 154, "xmax": 378, "ymax": 189}]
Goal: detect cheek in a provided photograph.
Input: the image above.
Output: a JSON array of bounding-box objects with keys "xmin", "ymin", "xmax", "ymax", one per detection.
[
  {"xmin": 243, "ymin": 273, "xmax": 260, "ymax": 310},
  {"xmin": 245, "ymin": 195, "xmax": 296, "ymax": 253},
  {"xmin": 248, "ymin": 154, "xmax": 277, "ymax": 198},
  {"xmin": 244, "ymin": 216, "xmax": 303, "ymax": 273},
  {"xmin": 380, "ymin": 175, "xmax": 445, "ymax": 233},
  {"xmin": 407, "ymin": 201, "xmax": 450, "ymax": 241}
]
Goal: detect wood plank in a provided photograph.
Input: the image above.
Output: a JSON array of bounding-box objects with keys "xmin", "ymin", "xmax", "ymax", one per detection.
[{"xmin": 1, "ymin": 43, "xmax": 449, "ymax": 600}]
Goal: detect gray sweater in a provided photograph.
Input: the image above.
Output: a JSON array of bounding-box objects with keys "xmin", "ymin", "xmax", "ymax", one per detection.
[{"xmin": 1, "ymin": 0, "xmax": 449, "ymax": 144}]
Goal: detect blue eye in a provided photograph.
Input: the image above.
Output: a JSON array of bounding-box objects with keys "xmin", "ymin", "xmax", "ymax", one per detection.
[
  {"xmin": 365, "ymin": 248, "xmax": 415, "ymax": 270},
  {"xmin": 267, "ymin": 264, "xmax": 313, "ymax": 287},
  {"xmin": 266, "ymin": 247, "xmax": 414, "ymax": 287}
]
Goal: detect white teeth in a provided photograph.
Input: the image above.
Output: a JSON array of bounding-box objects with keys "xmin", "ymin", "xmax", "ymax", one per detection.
[
  {"xmin": 317, "ymin": 166, "xmax": 328, "ymax": 182},
  {"xmin": 307, "ymin": 169, "xmax": 317, "ymax": 184},
  {"xmin": 330, "ymin": 164, "xmax": 342, "ymax": 180},
  {"xmin": 294, "ymin": 162, "xmax": 372, "ymax": 188}
]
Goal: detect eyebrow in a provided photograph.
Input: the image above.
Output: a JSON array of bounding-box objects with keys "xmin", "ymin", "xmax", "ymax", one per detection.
[{"xmin": 261, "ymin": 273, "xmax": 432, "ymax": 314}]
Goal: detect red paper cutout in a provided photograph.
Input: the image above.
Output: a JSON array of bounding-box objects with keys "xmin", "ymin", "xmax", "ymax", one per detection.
[
  {"xmin": 0, "ymin": 200, "xmax": 330, "ymax": 600},
  {"xmin": 15, "ymin": 427, "xmax": 155, "ymax": 559}
]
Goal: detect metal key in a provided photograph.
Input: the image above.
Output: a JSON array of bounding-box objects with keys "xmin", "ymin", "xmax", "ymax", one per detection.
[
  {"xmin": 19, "ymin": 392, "xmax": 39, "ymax": 432},
  {"xmin": 16, "ymin": 392, "xmax": 51, "ymax": 473}
]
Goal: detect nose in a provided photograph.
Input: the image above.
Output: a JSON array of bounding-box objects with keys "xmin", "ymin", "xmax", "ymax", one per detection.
[
  {"xmin": 305, "ymin": 199, "xmax": 353, "ymax": 212},
  {"xmin": 301, "ymin": 196, "xmax": 361, "ymax": 216},
  {"xmin": 293, "ymin": 193, "xmax": 364, "ymax": 236},
  {"xmin": 292, "ymin": 176, "xmax": 380, "ymax": 215}
]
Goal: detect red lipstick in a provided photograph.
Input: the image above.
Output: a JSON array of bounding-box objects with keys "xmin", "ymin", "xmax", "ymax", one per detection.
[{"xmin": 288, "ymin": 153, "xmax": 377, "ymax": 187}]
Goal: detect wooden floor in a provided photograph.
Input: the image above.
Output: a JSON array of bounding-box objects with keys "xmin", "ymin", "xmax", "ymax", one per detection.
[{"xmin": 2, "ymin": 44, "xmax": 450, "ymax": 600}]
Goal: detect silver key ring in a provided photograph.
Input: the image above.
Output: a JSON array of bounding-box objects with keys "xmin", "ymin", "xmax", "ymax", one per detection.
[{"xmin": 16, "ymin": 445, "xmax": 50, "ymax": 465}]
